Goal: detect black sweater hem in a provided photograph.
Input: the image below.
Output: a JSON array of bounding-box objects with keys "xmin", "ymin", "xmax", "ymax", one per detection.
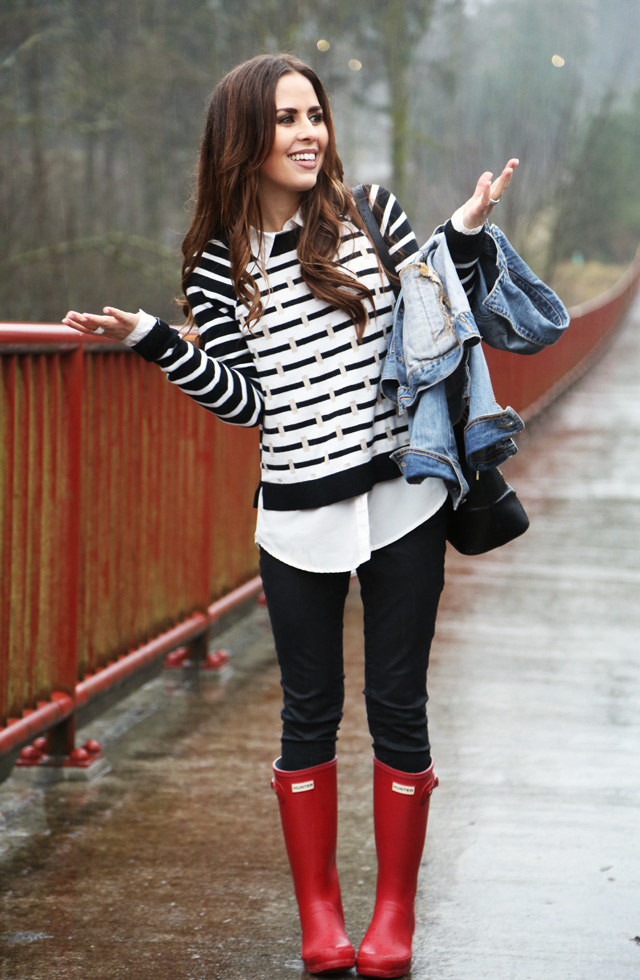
[{"xmin": 254, "ymin": 453, "xmax": 403, "ymax": 510}]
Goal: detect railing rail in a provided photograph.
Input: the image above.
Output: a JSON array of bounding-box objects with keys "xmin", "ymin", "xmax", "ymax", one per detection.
[
  {"xmin": 1, "ymin": 251, "xmax": 640, "ymax": 777},
  {"xmin": 485, "ymin": 248, "xmax": 640, "ymax": 420}
]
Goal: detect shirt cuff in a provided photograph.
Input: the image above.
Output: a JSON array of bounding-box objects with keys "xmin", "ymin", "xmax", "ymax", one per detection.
[
  {"xmin": 130, "ymin": 316, "xmax": 181, "ymax": 362},
  {"xmin": 122, "ymin": 309, "xmax": 158, "ymax": 346},
  {"xmin": 451, "ymin": 206, "xmax": 483, "ymax": 236}
]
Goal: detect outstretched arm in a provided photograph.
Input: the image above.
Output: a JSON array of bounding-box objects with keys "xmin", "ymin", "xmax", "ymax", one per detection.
[
  {"xmin": 63, "ymin": 302, "xmax": 263, "ymax": 428},
  {"xmin": 445, "ymin": 157, "xmax": 519, "ymax": 296}
]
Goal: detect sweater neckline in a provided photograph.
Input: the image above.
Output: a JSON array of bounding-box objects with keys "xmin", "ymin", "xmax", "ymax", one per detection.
[{"xmin": 249, "ymin": 209, "xmax": 304, "ymax": 261}]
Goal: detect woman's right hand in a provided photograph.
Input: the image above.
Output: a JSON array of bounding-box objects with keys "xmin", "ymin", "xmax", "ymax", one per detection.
[{"xmin": 62, "ymin": 307, "xmax": 140, "ymax": 341}]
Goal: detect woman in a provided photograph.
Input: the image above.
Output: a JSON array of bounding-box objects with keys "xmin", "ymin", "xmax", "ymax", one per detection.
[{"xmin": 64, "ymin": 53, "xmax": 518, "ymax": 978}]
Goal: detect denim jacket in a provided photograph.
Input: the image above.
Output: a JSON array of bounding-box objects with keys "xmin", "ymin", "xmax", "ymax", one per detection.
[{"xmin": 381, "ymin": 223, "xmax": 570, "ymax": 506}]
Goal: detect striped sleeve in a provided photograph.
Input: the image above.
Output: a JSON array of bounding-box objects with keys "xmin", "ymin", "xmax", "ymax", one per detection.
[
  {"xmin": 442, "ymin": 219, "xmax": 483, "ymax": 298},
  {"xmin": 367, "ymin": 184, "xmax": 419, "ymax": 274},
  {"xmin": 133, "ymin": 244, "xmax": 263, "ymax": 428},
  {"xmin": 367, "ymin": 184, "xmax": 482, "ymax": 298}
]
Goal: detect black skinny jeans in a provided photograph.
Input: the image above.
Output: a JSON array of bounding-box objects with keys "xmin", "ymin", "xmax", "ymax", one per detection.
[{"xmin": 259, "ymin": 504, "xmax": 447, "ymax": 774}]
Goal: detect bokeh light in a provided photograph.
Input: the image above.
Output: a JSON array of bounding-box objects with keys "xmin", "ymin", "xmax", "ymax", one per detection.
[
  {"xmin": 348, "ymin": 58, "xmax": 362, "ymax": 71},
  {"xmin": 317, "ymin": 39, "xmax": 330, "ymax": 52},
  {"xmin": 551, "ymin": 54, "xmax": 566, "ymax": 67}
]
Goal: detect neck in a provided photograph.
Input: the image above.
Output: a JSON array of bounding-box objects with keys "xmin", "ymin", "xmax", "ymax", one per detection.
[{"xmin": 258, "ymin": 189, "xmax": 302, "ymax": 233}]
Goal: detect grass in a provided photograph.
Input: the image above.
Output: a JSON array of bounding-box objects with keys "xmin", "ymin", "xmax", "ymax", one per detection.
[{"xmin": 549, "ymin": 259, "xmax": 628, "ymax": 309}]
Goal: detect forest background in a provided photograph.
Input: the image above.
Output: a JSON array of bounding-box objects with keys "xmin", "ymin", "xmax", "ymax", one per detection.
[{"xmin": 2, "ymin": 0, "xmax": 640, "ymax": 323}]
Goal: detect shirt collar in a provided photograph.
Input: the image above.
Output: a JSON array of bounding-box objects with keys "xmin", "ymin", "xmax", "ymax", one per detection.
[{"xmin": 249, "ymin": 209, "xmax": 304, "ymax": 262}]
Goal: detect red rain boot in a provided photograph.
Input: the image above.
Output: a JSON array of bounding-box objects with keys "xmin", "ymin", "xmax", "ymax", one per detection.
[
  {"xmin": 356, "ymin": 757, "xmax": 438, "ymax": 978},
  {"xmin": 271, "ymin": 757, "xmax": 356, "ymax": 975}
]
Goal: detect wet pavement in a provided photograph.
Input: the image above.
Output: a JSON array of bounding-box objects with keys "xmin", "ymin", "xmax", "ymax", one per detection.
[{"xmin": 2, "ymin": 297, "xmax": 640, "ymax": 980}]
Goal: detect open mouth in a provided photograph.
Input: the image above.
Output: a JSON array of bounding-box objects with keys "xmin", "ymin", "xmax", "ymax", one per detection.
[{"xmin": 288, "ymin": 152, "xmax": 318, "ymax": 164}]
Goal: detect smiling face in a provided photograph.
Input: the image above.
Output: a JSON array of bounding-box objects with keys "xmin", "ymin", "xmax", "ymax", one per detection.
[{"xmin": 257, "ymin": 71, "xmax": 330, "ymax": 227}]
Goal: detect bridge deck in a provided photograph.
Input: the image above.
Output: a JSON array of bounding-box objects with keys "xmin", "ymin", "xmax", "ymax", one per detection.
[{"xmin": 1, "ymin": 298, "xmax": 639, "ymax": 979}]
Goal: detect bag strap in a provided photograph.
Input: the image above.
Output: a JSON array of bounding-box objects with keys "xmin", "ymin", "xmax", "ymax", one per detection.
[{"xmin": 353, "ymin": 184, "xmax": 400, "ymax": 299}]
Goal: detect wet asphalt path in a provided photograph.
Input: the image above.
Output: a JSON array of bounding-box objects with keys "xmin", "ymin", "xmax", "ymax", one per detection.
[{"xmin": 1, "ymin": 297, "xmax": 640, "ymax": 980}]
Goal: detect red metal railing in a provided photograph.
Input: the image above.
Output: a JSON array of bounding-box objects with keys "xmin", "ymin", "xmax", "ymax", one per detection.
[
  {"xmin": 1, "ymin": 252, "xmax": 640, "ymax": 774},
  {"xmin": 0, "ymin": 330, "xmax": 260, "ymax": 768}
]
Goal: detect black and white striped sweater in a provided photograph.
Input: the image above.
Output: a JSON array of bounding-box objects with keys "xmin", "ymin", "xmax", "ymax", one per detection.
[{"xmin": 133, "ymin": 186, "xmax": 483, "ymax": 511}]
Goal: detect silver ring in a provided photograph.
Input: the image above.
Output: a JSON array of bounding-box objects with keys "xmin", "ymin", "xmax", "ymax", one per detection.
[
  {"xmin": 489, "ymin": 197, "xmax": 501, "ymax": 206},
  {"xmin": 94, "ymin": 326, "xmax": 105, "ymax": 334}
]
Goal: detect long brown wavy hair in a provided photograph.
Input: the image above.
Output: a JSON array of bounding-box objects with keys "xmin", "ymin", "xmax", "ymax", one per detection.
[{"xmin": 181, "ymin": 54, "xmax": 378, "ymax": 339}]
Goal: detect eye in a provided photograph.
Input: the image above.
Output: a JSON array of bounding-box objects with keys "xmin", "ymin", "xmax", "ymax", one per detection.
[
  {"xmin": 310, "ymin": 112, "xmax": 324, "ymax": 124},
  {"xmin": 276, "ymin": 114, "xmax": 294, "ymax": 125}
]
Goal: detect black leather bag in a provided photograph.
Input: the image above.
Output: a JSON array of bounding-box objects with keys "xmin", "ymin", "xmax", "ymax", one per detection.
[
  {"xmin": 353, "ymin": 185, "xmax": 529, "ymax": 555},
  {"xmin": 446, "ymin": 419, "xmax": 529, "ymax": 554},
  {"xmin": 446, "ymin": 462, "xmax": 530, "ymax": 555}
]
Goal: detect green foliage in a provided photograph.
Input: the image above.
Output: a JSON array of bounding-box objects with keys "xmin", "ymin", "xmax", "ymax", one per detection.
[
  {"xmin": 551, "ymin": 89, "xmax": 640, "ymax": 263},
  {"xmin": 1, "ymin": 0, "xmax": 640, "ymax": 321}
]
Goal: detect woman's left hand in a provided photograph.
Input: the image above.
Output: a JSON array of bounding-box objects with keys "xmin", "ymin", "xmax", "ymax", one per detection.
[{"xmin": 460, "ymin": 157, "xmax": 519, "ymax": 230}]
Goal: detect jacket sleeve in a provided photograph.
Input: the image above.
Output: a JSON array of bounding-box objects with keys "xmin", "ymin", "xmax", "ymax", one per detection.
[
  {"xmin": 367, "ymin": 184, "xmax": 483, "ymax": 298},
  {"xmin": 131, "ymin": 262, "xmax": 263, "ymax": 428}
]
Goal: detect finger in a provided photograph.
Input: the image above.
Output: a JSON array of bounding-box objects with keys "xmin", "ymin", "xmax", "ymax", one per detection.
[
  {"xmin": 63, "ymin": 312, "xmax": 95, "ymax": 332},
  {"xmin": 63, "ymin": 313, "xmax": 113, "ymax": 335},
  {"xmin": 62, "ymin": 317, "xmax": 95, "ymax": 335},
  {"xmin": 80, "ymin": 314, "xmax": 114, "ymax": 330},
  {"xmin": 104, "ymin": 308, "xmax": 142, "ymax": 335},
  {"xmin": 490, "ymin": 158, "xmax": 519, "ymax": 201},
  {"xmin": 102, "ymin": 306, "xmax": 136, "ymax": 325},
  {"xmin": 491, "ymin": 171, "xmax": 512, "ymax": 198},
  {"xmin": 63, "ymin": 310, "xmax": 88, "ymax": 324},
  {"xmin": 474, "ymin": 171, "xmax": 493, "ymax": 201},
  {"xmin": 87, "ymin": 314, "xmax": 117, "ymax": 327}
]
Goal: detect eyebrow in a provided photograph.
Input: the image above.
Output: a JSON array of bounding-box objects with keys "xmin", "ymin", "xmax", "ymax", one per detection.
[{"xmin": 276, "ymin": 104, "xmax": 323, "ymax": 114}]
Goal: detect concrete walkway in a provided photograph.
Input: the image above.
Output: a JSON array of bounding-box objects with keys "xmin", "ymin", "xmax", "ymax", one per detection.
[{"xmin": 1, "ymin": 298, "xmax": 640, "ymax": 980}]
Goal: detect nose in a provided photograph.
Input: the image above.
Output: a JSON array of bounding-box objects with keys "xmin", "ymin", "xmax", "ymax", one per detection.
[{"xmin": 297, "ymin": 117, "xmax": 316, "ymax": 141}]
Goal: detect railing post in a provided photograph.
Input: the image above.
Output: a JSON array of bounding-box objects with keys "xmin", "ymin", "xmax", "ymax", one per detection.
[
  {"xmin": 186, "ymin": 629, "xmax": 209, "ymax": 667},
  {"xmin": 44, "ymin": 344, "xmax": 84, "ymax": 759},
  {"xmin": 0, "ymin": 356, "xmax": 16, "ymax": 722}
]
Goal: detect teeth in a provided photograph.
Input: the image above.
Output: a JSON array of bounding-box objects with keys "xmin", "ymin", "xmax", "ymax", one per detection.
[{"xmin": 290, "ymin": 153, "xmax": 316, "ymax": 162}]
